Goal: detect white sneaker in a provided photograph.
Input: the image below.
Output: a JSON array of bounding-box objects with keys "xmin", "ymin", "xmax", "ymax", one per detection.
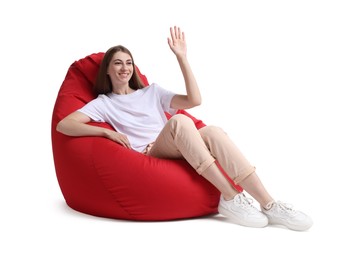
[
  {"xmin": 262, "ymin": 201, "xmax": 313, "ymax": 231},
  {"xmin": 218, "ymin": 193, "xmax": 268, "ymax": 228}
]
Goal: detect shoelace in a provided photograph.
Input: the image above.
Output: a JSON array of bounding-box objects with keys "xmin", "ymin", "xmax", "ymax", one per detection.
[
  {"xmin": 274, "ymin": 201, "xmax": 297, "ymax": 216},
  {"xmin": 235, "ymin": 194, "xmax": 257, "ymax": 211}
]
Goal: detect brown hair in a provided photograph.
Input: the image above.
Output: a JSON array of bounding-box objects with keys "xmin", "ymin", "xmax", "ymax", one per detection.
[{"xmin": 93, "ymin": 45, "xmax": 145, "ymax": 95}]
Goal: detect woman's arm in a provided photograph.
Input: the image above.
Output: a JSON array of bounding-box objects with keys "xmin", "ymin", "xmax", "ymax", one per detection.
[
  {"xmin": 56, "ymin": 111, "xmax": 132, "ymax": 149},
  {"xmin": 168, "ymin": 26, "xmax": 202, "ymax": 110},
  {"xmin": 57, "ymin": 111, "xmax": 102, "ymax": 136}
]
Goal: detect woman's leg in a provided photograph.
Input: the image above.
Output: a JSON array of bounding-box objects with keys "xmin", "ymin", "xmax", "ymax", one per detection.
[
  {"xmin": 148, "ymin": 114, "xmax": 238, "ymax": 198},
  {"xmin": 201, "ymin": 163, "xmax": 239, "ymax": 200},
  {"xmin": 238, "ymin": 172, "xmax": 273, "ymax": 208},
  {"xmin": 199, "ymin": 125, "xmax": 274, "ymax": 208},
  {"xmin": 200, "ymin": 125, "xmax": 314, "ymax": 231},
  {"xmin": 148, "ymin": 115, "xmax": 268, "ymax": 227}
]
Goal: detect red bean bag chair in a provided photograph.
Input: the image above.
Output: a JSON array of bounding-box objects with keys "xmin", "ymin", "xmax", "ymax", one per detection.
[{"xmin": 51, "ymin": 52, "xmax": 242, "ymax": 221}]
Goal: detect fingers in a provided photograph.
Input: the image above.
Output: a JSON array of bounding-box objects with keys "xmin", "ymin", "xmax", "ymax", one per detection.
[
  {"xmin": 169, "ymin": 26, "xmax": 184, "ymax": 42},
  {"xmin": 108, "ymin": 131, "xmax": 132, "ymax": 149},
  {"xmin": 119, "ymin": 135, "xmax": 132, "ymax": 149},
  {"xmin": 170, "ymin": 26, "xmax": 175, "ymax": 42}
]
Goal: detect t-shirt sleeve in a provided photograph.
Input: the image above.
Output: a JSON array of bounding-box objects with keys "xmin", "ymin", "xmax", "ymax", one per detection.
[
  {"xmin": 77, "ymin": 96, "xmax": 106, "ymax": 122},
  {"xmin": 152, "ymin": 83, "xmax": 177, "ymax": 115}
]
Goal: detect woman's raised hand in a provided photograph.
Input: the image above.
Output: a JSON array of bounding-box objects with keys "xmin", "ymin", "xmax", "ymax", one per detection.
[{"xmin": 167, "ymin": 26, "xmax": 187, "ymax": 58}]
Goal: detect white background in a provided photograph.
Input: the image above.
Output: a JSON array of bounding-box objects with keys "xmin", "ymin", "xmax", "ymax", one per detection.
[{"xmin": 1, "ymin": 0, "xmax": 341, "ymax": 259}]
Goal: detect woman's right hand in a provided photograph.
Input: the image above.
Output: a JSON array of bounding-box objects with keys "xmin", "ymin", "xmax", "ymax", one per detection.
[{"xmin": 104, "ymin": 130, "xmax": 132, "ymax": 149}]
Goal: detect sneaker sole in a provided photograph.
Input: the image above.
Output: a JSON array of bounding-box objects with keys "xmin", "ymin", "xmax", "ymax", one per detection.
[
  {"xmin": 218, "ymin": 205, "xmax": 268, "ymax": 228},
  {"xmin": 267, "ymin": 218, "xmax": 313, "ymax": 231}
]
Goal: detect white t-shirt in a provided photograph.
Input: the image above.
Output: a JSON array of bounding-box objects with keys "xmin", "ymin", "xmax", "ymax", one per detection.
[{"xmin": 78, "ymin": 83, "xmax": 177, "ymax": 152}]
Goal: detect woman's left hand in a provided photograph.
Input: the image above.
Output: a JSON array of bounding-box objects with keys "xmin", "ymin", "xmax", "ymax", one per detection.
[{"xmin": 168, "ymin": 26, "xmax": 187, "ymax": 58}]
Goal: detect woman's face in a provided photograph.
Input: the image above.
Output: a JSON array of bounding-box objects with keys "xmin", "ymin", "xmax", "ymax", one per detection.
[{"xmin": 107, "ymin": 51, "xmax": 133, "ymax": 87}]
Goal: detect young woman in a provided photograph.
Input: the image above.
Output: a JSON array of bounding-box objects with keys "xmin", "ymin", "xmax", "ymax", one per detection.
[{"xmin": 57, "ymin": 26, "xmax": 313, "ymax": 231}]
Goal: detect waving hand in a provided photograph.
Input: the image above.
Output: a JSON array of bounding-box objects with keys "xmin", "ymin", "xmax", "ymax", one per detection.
[{"xmin": 167, "ymin": 26, "xmax": 187, "ymax": 58}]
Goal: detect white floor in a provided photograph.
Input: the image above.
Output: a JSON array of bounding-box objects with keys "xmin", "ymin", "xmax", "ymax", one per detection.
[
  {"xmin": 1, "ymin": 1, "xmax": 341, "ymax": 259},
  {"xmin": 1, "ymin": 188, "xmax": 338, "ymax": 259}
]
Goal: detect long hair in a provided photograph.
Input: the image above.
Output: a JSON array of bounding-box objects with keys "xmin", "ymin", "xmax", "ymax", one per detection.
[{"xmin": 93, "ymin": 45, "xmax": 145, "ymax": 95}]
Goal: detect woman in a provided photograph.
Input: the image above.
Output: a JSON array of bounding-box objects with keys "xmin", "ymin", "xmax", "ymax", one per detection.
[{"xmin": 57, "ymin": 26, "xmax": 313, "ymax": 231}]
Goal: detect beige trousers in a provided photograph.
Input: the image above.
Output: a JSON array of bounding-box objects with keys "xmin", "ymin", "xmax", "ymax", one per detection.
[{"xmin": 147, "ymin": 114, "xmax": 255, "ymax": 185}]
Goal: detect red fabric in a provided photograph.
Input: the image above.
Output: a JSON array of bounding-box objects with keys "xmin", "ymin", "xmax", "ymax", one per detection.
[{"xmin": 51, "ymin": 52, "xmax": 241, "ymax": 221}]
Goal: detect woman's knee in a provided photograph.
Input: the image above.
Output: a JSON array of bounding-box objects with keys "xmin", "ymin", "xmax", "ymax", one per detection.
[
  {"xmin": 169, "ymin": 114, "xmax": 195, "ymax": 129},
  {"xmin": 200, "ymin": 125, "xmax": 225, "ymax": 139}
]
